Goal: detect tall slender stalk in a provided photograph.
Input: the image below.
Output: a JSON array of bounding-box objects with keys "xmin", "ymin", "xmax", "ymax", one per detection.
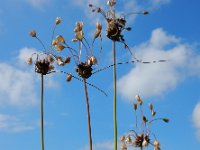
[
  {"xmin": 83, "ymin": 79, "xmax": 93, "ymax": 150},
  {"xmin": 40, "ymin": 74, "xmax": 45, "ymax": 150},
  {"xmin": 113, "ymin": 41, "xmax": 117, "ymax": 150}
]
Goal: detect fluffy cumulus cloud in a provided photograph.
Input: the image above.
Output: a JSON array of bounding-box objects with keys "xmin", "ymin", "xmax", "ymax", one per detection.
[
  {"xmin": 0, "ymin": 114, "xmax": 35, "ymax": 132},
  {"xmin": 118, "ymin": 28, "xmax": 200, "ymax": 101},
  {"xmin": 192, "ymin": 102, "xmax": 200, "ymax": 140}
]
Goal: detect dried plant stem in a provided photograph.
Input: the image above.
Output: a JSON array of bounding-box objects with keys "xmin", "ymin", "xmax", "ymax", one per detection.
[
  {"xmin": 113, "ymin": 41, "xmax": 118, "ymax": 150},
  {"xmin": 40, "ymin": 74, "xmax": 45, "ymax": 150},
  {"xmin": 83, "ymin": 79, "xmax": 93, "ymax": 150}
]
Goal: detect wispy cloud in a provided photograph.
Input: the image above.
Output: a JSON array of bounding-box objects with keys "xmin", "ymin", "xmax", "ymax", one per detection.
[
  {"xmin": 192, "ymin": 101, "xmax": 200, "ymax": 140},
  {"xmin": 0, "ymin": 114, "xmax": 35, "ymax": 132},
  {"xmin": 25, "ymin": 0, "xmax": 51, "ymax": 9},
  {"xmin": 118, "ymin": 28, "xmax": 200, "ymax": 101}
]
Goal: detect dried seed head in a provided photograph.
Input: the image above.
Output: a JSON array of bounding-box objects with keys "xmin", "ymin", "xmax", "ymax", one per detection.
[
  {"xmin": 163, "ymin": 118, "xmax": 169, "ymax": 123},
  {"xmin": 75, "ymin": 21, "xmax": 83, "ymax": 31},
  {"xmin": 66, "ymin": 74, "xmax": 72, "ymax": 82},
  {"xmin": 94, "ymin": 30, "xmax": 101, "ymax": 39},
  {"xmin": 64, "ymin": 57, "xmax": 71, "ymax": 64},
  {"xmin": 55, "ymin": 17, "xmax": 61, "ymax": 25},
  {"xmin": 133, "ymin": 103, "xmax": 137, "ymax": 111},
  {"xmin": 27, "ymin": 57, "xmax": 32, "ymax": 65},
  {"xmin": 149, "ymin": 103, "xmax": 153, "ymax": 110},
  {"xmin": 57, "ymin": 58, "xmax": 64, "ymax": 66},
  {"xmin": 120, "ymin": 136, "xmax": 125, "ymax": 142},
  {"xmin": 151, "ymin": 110, "xmax": 156, "ymax": 116},
  {"xmin": 56, "ymin": 35, "xmax": 65, "ymax": 43},
  {"xmin": 29, "ymin": 30, "xmax": 36, "ymax": 37},
  {"xmin": 135, "ymin": 95, "xmax": 143, "ymax": 105}
]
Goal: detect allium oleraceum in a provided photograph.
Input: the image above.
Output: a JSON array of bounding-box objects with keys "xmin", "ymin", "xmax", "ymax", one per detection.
[{"xmin": 120, "ymin": 95, "xmax": 169, "ymax": 150}]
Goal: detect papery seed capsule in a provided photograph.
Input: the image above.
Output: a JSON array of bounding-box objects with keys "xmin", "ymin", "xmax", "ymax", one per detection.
[
  {"xmin": 125, "ymin": 135, "xmax": 132, "ymax": 143},
  {"xmin": 142, "ymin": 139, "xmax": 148, "ymax": 147},
  {"xmin": 143, "ymin": 116, "xmax": 148, "ymax": 123},
  {"xmin": 56, "ymin": 45, "xmax": 65, "ymax": 51},
  {"xmin": 90, "ymin": 56, "xmax": 97, "ymax": 65},
  {"xmin": 163, "ymin": 118, "xmax": 169, "ymax": 123},
  {"xmin": 120, "ymin": 136, "xmax": 125, "ymax": 142},
  {"xmin": 66, "ymin": 74, "xmax": 72, "ymax": 82},
  {"xmin": 56, "ymin": 35, "xmax": 65, "ymax": 43},
  {"xmin": 133, "ymin": 103, "xmax": 137, "ymax": 111},
  {"xmin": 151, "ymin": 110, "xmax": 156, "ymax": 116},
  {"xmin": 27, "ymin": 57, "xmax": 32, "ymax": 65},
  {"xmin": 55, "ymin": 17, "xmax": 61, "ymax": 25},
  {"xmin": 52, "ymin": 40, "xmax": 57, "ymax": 46},
  {"xmin": 96, "ymin": 22, "xmax": 102, "ymax": 30},
  {"xmin": 29, "ymin": 30, "xmax": 36, "ymax": 37},
  {"xmin": 149, "ymin": 103, "xmax": 153, "ymax": 110},
  {"xmin": 135, "ymin": 95, "xmax": 142, "ymax": 105},
  {"xmin": 75, "ymin": 31, "xmax": 84, "ymax": 41},
  {"xmin": 64, "ymin": 57, "xmax": 71, "ymax": 64}
]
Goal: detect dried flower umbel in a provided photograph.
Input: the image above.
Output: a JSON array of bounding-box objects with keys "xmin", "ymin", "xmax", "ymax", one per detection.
[
  {"xmin": 121, "ymin": 95, "xmax": 169, "ymax": 150},
  {"xmin": 89, "ymin": 1, "xmax": 149, "ymax": 150},
  {"xmin": 28, "ymin": 17, "xmax": 73, "ymax": 150}
]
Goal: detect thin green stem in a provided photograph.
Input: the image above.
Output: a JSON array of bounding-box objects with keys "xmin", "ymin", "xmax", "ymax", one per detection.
[
  {"xmin": 113, "ymin": 41, "xmax": 117, "ymax": 150},
  {"xmin": 83, "ymin": 79, "xmax": 93, "ymax": 150},
  {"xmin": 40, "ymin": 74, "xmax": 45, "ymax": 150}
]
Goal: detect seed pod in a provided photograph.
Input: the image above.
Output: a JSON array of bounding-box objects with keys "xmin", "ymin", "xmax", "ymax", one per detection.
[
  {"xmin": 94, "ymin": 30, "xmax": 101, "ymax": 39},
  {"xmin": 56, "ymin": 35, "xmax": 65, "ymax": 43},
  {"xmin": 163, "ymin": 118, "xmax": 169, "ymax": 123},
  {"xmin": 135, "ymin": 95, "xmax": 142, "ymax": 105},
  {"xmin": 29, "ymin": 30, "xmax": 36, "ymax": 37},
  {"xmin": 56, "ymin": 44, "xmax": 65, "ymax": 51},
  {"xmin": 90, "ymin": 56, "xmax": 97, "ymax": 65},
  {"xmin": 133, "ymin": 103, "xmax": 137, "ymax": 111},
  {"xmin": 75, "ymin": 31, "xmax": 84, "ymax": 41},
  {"xmin": 55, "ymin": 17, "xmax": 61, "ymax": 25},
  {"xmin": 66, "ymin": 74, "xmax": 72, "ymax": 82},
  {"xmin": 52, "ymin": 40, "xmax": 57, "ymax": 46},
  {"xmin": 151, "ymin": 110, "xmax": 156, "ymax": 116},
  {"xmin": 143, "ymin": 116, "xmax": 148, "ymax": 123},
  {"xmin": 142, "ymin": 139, "xmax": 148, "ymax": 147},
  {"xmin": 96, "ymin": 22, "xmax": 102, "ymax": 30},
  {"xmin": 27, "ymin": 57, "xmax": 32, "ymax": 65},
  {"xmin": 120, "ymin": 136, "xmax": 125, "ymax": 142},
  {"xmin": 64, "ymin": 57, "xmax": 71, "ymax": 64},
  {"xmin": 149, "ymin": 103, "xmax": 153, "ymax": 110},
  {"xmin": 125, "ymin": 135, "xmax": 132, "ymax": 143}
]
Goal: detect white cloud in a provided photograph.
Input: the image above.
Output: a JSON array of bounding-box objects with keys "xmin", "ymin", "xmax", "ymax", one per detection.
[
  {"xmin": 25, "ymin": 0, "xmax": 50, "ymax": 8},
  {"xmin": 0, "ymin": 114, "xmax": 35, "ymax": 132},
  {"xmin": 0, "ymin": 62, "xmax": 37, "ymax": 107},
  {"xmin": 193, "ymin": 102, "xmax": 200, "ymax": 140},
  {"xmin": 118, "ymin": 28, "xmax": 200, "ymax": 101}
]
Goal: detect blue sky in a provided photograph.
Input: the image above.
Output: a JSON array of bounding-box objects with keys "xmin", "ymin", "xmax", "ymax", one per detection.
[{"xmin": 0, "ymin": 0, "xmax": 200, "ymax": 150}]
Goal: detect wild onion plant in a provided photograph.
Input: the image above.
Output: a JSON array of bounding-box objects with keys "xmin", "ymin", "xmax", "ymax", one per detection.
[
  {"xmin": 120, "ymin": 95, "xmax": 169, "ymax": 150},
  {"xmin": 89, "ymin": 1, "xmax": 148, "ymax": 149},
  {"xmin": 27, "ymin": 17, "xmax": 73, "ymax": 150}
]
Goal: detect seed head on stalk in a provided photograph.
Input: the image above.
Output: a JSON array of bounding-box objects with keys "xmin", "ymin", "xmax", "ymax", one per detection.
[{"xmin": 120, "ymin": 95, "xmax": 169, "ymax": 150}]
